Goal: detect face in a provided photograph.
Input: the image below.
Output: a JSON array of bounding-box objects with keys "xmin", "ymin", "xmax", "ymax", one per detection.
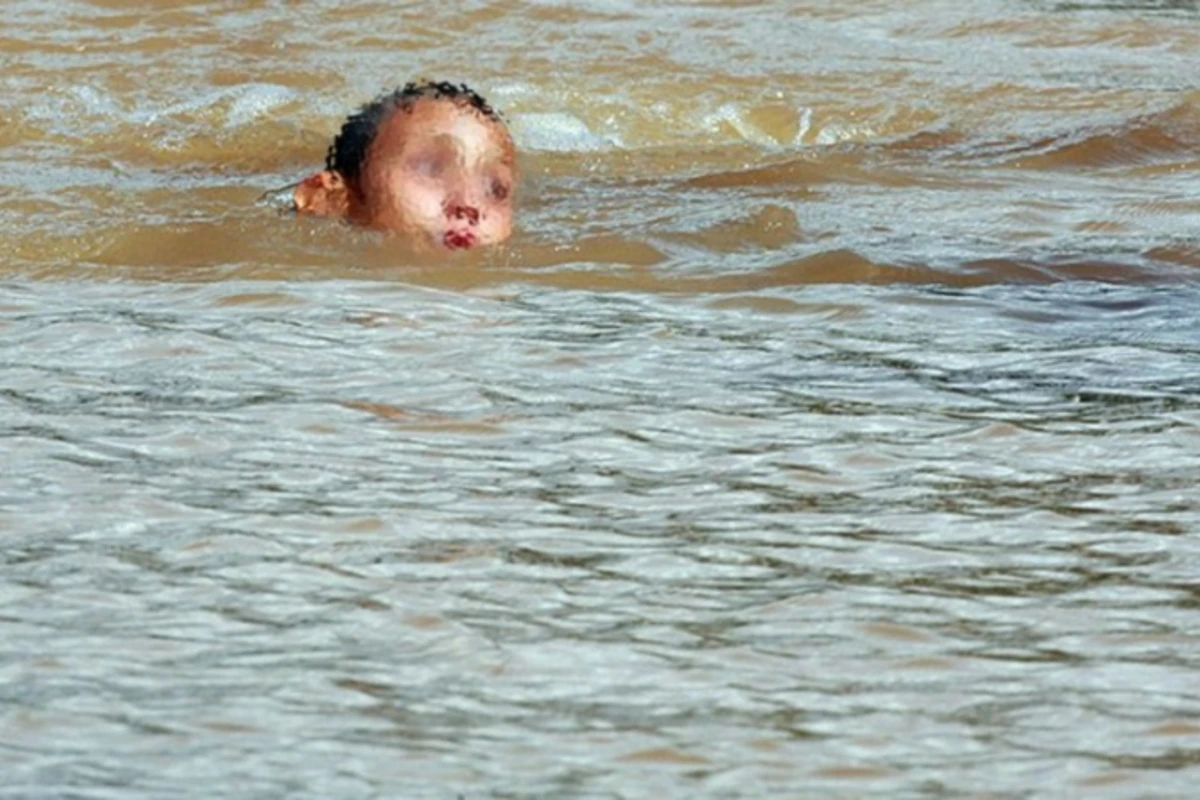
[{"xmin": 350, "ymin": 98, "xmax": 515, "ymax": 251}]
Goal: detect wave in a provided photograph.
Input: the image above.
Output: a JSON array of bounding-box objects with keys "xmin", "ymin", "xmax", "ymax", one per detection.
[{"xmin": 977, "ymin": 95, "xmax": 1200, "ymax": 170}]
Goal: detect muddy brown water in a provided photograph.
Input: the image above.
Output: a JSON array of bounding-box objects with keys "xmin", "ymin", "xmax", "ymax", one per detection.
[{"xmin": 2, "ymin": 1, "xmax": 1200, "ymax": 798}]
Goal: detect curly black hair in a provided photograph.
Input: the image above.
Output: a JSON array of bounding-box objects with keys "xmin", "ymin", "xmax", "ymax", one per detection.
[{"xmin": 326, "ymin": 80, "xmax": 501, "ymax": 187}]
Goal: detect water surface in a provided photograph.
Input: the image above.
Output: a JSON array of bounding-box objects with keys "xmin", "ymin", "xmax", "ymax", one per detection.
[{"xmin": 2, "ymin": 1, "xmax": 1200, "ymax": 797}]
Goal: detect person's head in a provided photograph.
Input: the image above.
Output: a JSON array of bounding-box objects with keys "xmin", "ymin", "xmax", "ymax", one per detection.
[{"xmin": 294, "ymin": 81, "xmax": 516, "ymax": 251}]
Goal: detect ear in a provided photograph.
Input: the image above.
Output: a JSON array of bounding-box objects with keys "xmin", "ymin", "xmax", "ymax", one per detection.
[{"xmin": 293, "ymin": 170, "xmax": 351, "ymax": 218}]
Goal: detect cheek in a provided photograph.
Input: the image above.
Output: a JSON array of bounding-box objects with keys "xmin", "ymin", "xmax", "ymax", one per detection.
[
  {"xmin": 482, "ymin": 206, "xmax": 513, "ymax": 238},
  {"xmin": 403, "ymin": 183, "xmax": 446, "ymax": 219},
  {"xmin": 369, "ymin": 168, "xmax": 442, "ymax": 219},
  {"xmin": 367, "ymin": 163, "xmax": 434, "ymax": 205}
]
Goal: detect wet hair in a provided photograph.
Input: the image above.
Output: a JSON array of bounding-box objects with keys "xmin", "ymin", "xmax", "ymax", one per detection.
[{"xmin": 326, "ymin": 80, "xmax": 502, "ymax": 188}]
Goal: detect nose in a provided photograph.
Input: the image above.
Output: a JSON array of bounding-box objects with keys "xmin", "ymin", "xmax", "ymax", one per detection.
[{"xmin": 444, "ymin": 200, "xmax": 480, "ymax": 226}]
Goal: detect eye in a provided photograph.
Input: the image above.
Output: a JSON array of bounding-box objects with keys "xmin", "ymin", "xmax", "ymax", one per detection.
[
  {"xmin": 489, "ymin": 179, "xmax": 510, "ymax": 201},
  {"xmin": 409, "ymin": 155, "xmax": 444, "ymax": 178}
]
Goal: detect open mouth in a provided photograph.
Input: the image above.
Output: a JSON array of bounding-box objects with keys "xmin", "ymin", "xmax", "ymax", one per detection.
[{"xmin": 442, "ymin": 229, "xmax": 477, "ymax": 250}]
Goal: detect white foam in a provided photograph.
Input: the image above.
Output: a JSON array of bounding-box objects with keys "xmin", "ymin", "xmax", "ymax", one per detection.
[
  {"xmin": 794, "ymin": 106, "xmax": 813, "ymax": 147},
  {"xmin": 814, "ymin": 121, "xmax": 879, "ymax": 145},
  {"xmin": 133, "ymin": 83, "xmax": 299, "ymax": 128},
  {"xmin": 225, "ymin": 84, "xmax": 299, "ymax": 127},
  {"xmin": 509, "ymin": 112, "xmax": 622, "ymax": 152},
  {"xmin": 701, "ymin": 103, "xmax": 777, "ymax": 149},
  {"xmin": 700, "ymin": 102, "xmax": 815, "ymax": 150}
]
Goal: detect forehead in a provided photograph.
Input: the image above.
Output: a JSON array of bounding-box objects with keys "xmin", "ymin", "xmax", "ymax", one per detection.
[{"xmin": 372, "ymin": 98, "xmax": 514, "ymax": 164}]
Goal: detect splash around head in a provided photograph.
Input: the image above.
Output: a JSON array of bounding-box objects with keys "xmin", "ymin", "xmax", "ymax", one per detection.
[{"xmin": 294, "ymin": 81, "xmax": 516, "ymax": 252}]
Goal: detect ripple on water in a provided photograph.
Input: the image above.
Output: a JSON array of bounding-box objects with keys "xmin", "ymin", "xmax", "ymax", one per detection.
[{"xmin": 3, "ymin": 0, "xmax": 1200, "ymax": 796}]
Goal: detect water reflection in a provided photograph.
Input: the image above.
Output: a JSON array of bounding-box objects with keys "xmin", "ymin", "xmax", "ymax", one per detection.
[
  {"xmin": 3, "ymin": 279, "xmax": 1200, "ymax": 796},
  {"xmin": 3, "ymin": 0, "xmax": 1200, "ymax": 796}
]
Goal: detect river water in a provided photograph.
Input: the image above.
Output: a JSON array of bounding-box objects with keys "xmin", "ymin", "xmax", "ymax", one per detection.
[{"xmin": 2, "ymin": 1, "xmax": 1200, "ymax": 797}]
